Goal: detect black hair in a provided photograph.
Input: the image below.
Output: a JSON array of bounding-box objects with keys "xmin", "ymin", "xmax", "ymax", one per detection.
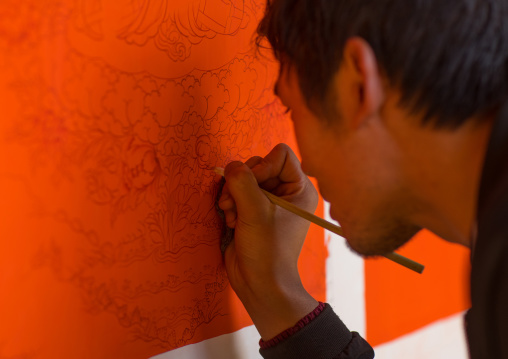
[{"xmin": 258, "ymin": 0, "xmax": 508, "ymax": 128}]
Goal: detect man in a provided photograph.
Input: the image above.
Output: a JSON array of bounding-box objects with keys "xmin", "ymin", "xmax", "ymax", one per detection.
[{"xmin": 218, "ymin": 0, "xmax": 508, "ymax": 357}]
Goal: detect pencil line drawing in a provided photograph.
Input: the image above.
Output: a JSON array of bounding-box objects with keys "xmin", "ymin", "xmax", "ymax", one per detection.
[{"xmin": 0, "ymin": 0, "xmax": 298, "ymax": 357}]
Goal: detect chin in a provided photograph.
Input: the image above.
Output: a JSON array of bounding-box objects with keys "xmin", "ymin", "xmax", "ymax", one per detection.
[
  {"xmin": 328, "ymin": 205, "xmax": 341, "ymax": 223},
  {"xmin": 343, "ymin": 222, "xmax": 421, "ymax": 258}
]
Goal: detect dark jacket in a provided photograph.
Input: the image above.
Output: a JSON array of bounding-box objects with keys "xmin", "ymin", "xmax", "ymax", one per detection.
[
  {"xmin": 467, "ymin": 103, "xmax": 508, "ymax": 358},
  {"xmin": 260, "ymin": 108, "xmax": 508, "ymax": 358}
]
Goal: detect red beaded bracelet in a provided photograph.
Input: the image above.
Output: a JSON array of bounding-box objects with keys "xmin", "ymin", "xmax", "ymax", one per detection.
[{"xmin": 259, "ymin": 302, "xmax": 326, "ymax": 350}]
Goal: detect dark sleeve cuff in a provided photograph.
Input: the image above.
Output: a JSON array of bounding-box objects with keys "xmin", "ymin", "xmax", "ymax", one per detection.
[
  {"xmin": 259, "ymin": 303, "xmax": 355, "ymax": 359},
  {"xmin": 260, "ymin": 302, "xmax": 327, "ymax": 349}
]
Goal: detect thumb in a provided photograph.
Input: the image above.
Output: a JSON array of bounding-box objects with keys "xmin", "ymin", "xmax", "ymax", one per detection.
[{"xmin": 224, "ymin": 161, "xmax": 270, "ymax": 219}]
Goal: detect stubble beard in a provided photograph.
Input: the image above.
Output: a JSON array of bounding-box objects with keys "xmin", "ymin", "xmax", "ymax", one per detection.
[{"xmin": 344, "ymin": 217, "xmax": 421, "ymax": 258}]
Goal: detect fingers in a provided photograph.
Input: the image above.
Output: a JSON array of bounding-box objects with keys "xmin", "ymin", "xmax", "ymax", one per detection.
[
  {"xmin": 218, "ymin": 193, "xmax": 237, "ymax": 228},
  {"xmin": 219, "ymin": 156, "xmax": 263, "ymax": 227},
  {"xmin": 224, "ymin": 161, "xmax": 269, "ymax": 215},
  {"xmin": 218, "ymin": 182, "xmax": 237, "ymax": 228},
  {"xmin": 257, "ymin": 144, "xmax": 319, "ymax": 210},
  {"xmin": 217, "ymin": 144, "xmax": 313, "ymax": 228},
  {"xmin": 219, "ymin": 161, "xmax": 270, "ymax": 228},
  {"xmin": 246, "ymin": 155, "xmax": 280, "ymax": 191},
  {"xmin": 245, "ymin": 156, "xmax": 263, "ymax": 169},
  {"xmin": 251, "ymin": 143, "xmax": 308, "ymax": 191}
]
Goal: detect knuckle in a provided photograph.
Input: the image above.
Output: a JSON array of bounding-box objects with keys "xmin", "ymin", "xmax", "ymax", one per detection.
[
  {"xmin": 274, "ymin": 142, "xmax": 288, "ymax": 150},
  {"xmin": 225, "ymin": 164, "xmax": 255, "ymax": 190},
  {"xmin": 252, "ymin": 157, "xmax": 269, "ymax": 173},
  {"xmin": 274, "ymin": 143, "xmax": 291, "ymax": 154},
  {"xmin": 228, "ymin": 166, "xmax": 248, "ymax": 181},
  {"xmin": 224, "ymin": 161, "xmax": 244, "ymax": 176},
  {"xmin": 245, "ymin": 156, "xmax": 263, "ymax": 168}
]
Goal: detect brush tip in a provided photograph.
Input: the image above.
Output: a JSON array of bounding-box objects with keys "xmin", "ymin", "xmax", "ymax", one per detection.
[{"xmin": 212, "ymin": 167, "xmax": 225, "ymax": 176}]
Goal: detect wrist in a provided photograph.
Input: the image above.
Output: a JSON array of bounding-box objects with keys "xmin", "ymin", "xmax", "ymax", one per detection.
[{"xmin": 236, "ymin": 276, "xmax": 319, "ymax": 340}]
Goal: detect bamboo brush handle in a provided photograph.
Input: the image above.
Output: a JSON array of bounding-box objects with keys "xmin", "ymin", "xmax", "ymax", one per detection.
[
  {"xmin": 214, "ymin": 167, "xmax": 425, "ymax": 274},
  {"xmin": 261, "ymin": 189, "xmax": 424, "ymax": 274}
]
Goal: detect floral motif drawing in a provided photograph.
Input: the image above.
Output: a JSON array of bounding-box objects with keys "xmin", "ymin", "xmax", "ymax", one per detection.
[{"xmin": 0, "ymin": 1, "xmax": 325, "ymax": 358}]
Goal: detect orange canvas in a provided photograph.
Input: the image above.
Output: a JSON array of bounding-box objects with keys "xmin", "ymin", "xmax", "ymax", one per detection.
[
  {"xmin": 0, "ymin": 1, "xmax": 473, "ymax": 357},
  {"xmin": 0, "ymin": 1, "xmax": 327, "ymax": 358},
  {"xmin": 365, "ymin": 230, "xmax": 471, "ymax": 347}
]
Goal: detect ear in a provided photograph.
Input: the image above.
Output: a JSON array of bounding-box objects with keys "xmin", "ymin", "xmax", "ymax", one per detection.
[{"xmin": 339, "ymin": 37, "xmax": 384, "ymax": 129}]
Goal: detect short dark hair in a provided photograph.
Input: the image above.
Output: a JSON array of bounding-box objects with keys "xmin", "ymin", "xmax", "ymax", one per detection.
[{"xmin": 258, "ymin": 0, "xmax": 508, "ymax": 128}]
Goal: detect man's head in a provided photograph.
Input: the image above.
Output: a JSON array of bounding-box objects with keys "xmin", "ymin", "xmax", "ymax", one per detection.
[
  {"xmin": 259, "ymin": 0, "xmax": 506, "ymax": 255},
  {"xmin": 259, "ymin": 0, "xmax": 508, "ymax": 127}
]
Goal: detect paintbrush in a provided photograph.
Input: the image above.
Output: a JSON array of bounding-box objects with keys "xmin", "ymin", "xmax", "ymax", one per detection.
[{"xmin": 213, "ymin": 166, "xmax": 424, "ymax": 274}]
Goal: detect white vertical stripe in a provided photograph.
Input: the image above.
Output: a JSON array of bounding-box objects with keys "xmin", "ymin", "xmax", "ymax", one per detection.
[
  {"xmin": 374, "ymin": 312, "xmax": 469, "ymax": 359},
  {"xmin": 324, "ymin": 201, "xmax": 366, "ymax": 337},
  {"xmin": 150, "ymin": 325, "xmax": 262, "ymax": 359}
]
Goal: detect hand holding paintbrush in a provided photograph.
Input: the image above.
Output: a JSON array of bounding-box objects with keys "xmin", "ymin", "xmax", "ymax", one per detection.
[
  {"xmin": 213, "ymin": 152, "xmax": 424, "ymax": 274},
  {"xmin": 213, "ymin": 144, "xmax": 424, "ymax": 341},
  {"xmin": 214, "ymin": 146, "xmax": 328, "ymax": 340}
]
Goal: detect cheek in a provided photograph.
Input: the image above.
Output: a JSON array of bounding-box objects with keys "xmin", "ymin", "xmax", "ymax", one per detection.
[
  {"xmin": 293, "ymin": 132, "xmax": 316, "ymax": 177},
  {"xmin": 290, "ymin": 115, "xmax": 320, "ymax": 174},
  {"xmin": 290, "ymin": 115, "xmax": 305, "ymax": 146}
]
